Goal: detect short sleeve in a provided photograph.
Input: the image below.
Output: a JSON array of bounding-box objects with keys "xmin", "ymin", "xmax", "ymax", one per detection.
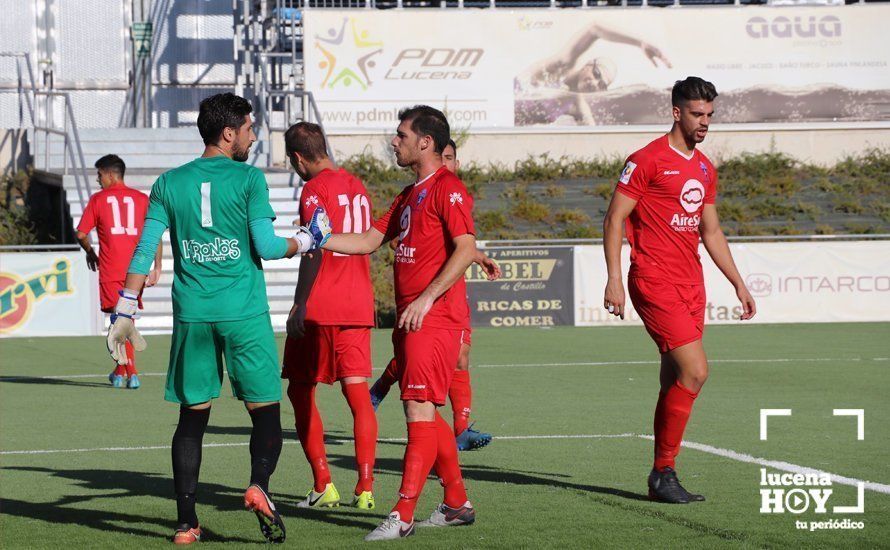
[
  {"xmin": 145, "ymin": 176, "xmax": 170, "ymax": 226},
  {"xmin": 298, "ymin": 180, "xmax": 324, "ymax": 223},
  {"xmin": 372, "ymin": 192, "xmax": 405, "ymax": 242},
  {"xmin": 246, "ymin": 168, "xmax": 276, "ymax": 222},
  {"xmin": 76, "ymin": 195, "xmax": 98, "ymax": 233},
  {"xmin": 614, "ymin": 154, "xmax": 652, "ymax": 201},
  {"xmin": 705, "ymin": 164, "xmax": 718, "ymax": 205},
  {"xmin": 436, "ymin": 177, "xmax": 475, "ymax": 239}
]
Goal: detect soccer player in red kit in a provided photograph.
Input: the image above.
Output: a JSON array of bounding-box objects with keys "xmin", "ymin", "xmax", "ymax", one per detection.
[
  {"xmin": 279, "ymin": 122, "xmax": 378, "ymax": 510},
  {"xmin": 369, "ymin": 139, "xmax": 500, "ymax": 451},
  {"xmin": 75, "ymin": 154, "xmax": 162, "ymax": 389},
  {"xmin": 321, "ymin": 106, "xmax": 476, "ymax": 541},
  {"xmin": 603, "ymin": 77, "xmax": 756, "ymax": 503}
]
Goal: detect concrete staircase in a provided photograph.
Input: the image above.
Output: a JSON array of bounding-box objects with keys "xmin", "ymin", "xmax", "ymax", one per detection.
[{"xmin": 52, "ymin": 129, "xmax": 302, "ymax": 334}]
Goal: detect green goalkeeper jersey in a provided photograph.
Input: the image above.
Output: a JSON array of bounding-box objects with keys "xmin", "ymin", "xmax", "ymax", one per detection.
[{"xmin": 146, "ymin": 155, "xmax": 276, "ymax": 322}]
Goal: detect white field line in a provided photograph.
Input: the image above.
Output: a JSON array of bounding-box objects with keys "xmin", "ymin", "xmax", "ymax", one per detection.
[
  {"xmin": 1, "ymin": 357, "xmax": 883, "ymax": 381},
  {"xmin": 2, "ymin": 433, "xmax": 887, "ymax": 496}
]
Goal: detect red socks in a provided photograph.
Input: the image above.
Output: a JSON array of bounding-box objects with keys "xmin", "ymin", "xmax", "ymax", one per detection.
[
  {"xmin": 449, "ymin": 370, "xmax": 472, "ymax": 436},
  {"xmin": 124, "ymin": 341, "xmax": 138, "ymax": 377},
  {"xmin": 653, "ymin": 379, "xmax": 699, "ymax": 470},
  {"xmin": 393, "ymin": 420, "xmax": 438, "ymax": 523},
  {"xmin": 380, "ymin": 358, "xmax": 399, "ymax": 388},
  {"xmin": 434, "ymin": 412, "xmax": 468, "ymax": 508},
  {"xmin": 287, "ymin": 383, "xmax": 331, "ymax": 492},
  {"xmin": 341, "ymin": 382, "xmax": 378, "ymax": 495}
]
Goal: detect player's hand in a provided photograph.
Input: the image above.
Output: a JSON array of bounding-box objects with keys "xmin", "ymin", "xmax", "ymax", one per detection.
[
  {"xmin": 145, "ymin": 266, "xmax": 162, "ymax": 288},
  {"xmin": 399, "ymin": 292, "xmax": 435, "ymax": 332},
  {"xmin": 305, "ymin": 208, "xmax": 332, "ymax": 251},
  {"xmin": 641, "ymin": 42, "xmax": 672, "ymax": 68},
  {"xmin": 106, "ymin": 290, "xmax": 146, "ymax": 365},
  {"xmin": 286, "ymin": 302, "xmax": 308, "ymax": 339},
  {"xmin": 736, "ymin": 285, "xmax": 757, "ymax": 321},
  {"xmin": 477, "ymin": 253, "xmax": 501, "ymax": 281},
  {"xmin": 85, "ymin": 249, "xmax": 99, "ymax": 272},
  {"xmin": 604, "ymin": 276, "xmax": 626, "ymax": 320}
]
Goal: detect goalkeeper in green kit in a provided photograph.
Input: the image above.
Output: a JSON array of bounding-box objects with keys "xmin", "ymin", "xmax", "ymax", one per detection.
[{"xmin": 105, "ymin": 93, "xmax": 331, "ymax": 544}]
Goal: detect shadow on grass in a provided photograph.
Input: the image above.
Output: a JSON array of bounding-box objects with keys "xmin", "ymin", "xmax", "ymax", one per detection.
[{"xmin": 0, "ymin": 376, "xmax": 112, "ymax": 389}]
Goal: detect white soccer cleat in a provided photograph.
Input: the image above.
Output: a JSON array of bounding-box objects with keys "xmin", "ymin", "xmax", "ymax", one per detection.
[
  {"xmin": 364, "ymin": 512, "xmax": 415, "ymax": 542},
  {"xmin": 417, "ymin": 501, "xmax": 476, "ymax": 527}
]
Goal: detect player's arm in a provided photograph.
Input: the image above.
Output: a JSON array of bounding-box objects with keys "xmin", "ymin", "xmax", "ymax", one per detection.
[
  {"xmin": 75, "ymin": 230, "xmax": 99, "ymax": 272},
  {"xmin": 249, "ymin": 217, "xmax": 312, "ymax": 259},
  {"xmin": 287, "ymin": 249, "xmax": 322, "ymax": 339},
  {"xmin": 322, "ymin": 227, "xmax": 386, "ymax": 255},
  {"xmin": 699, "ymin": 204, "xmax": 756, "ymax": 320},
  {"xmin": 400, "ymin": 234, "xmax": 477, "ymax": 332},
  {"xmin": 602, "ymin": 190, "xmax": 637, "ymax": 320},
  {"xmin": 146, "ymin": 241, "xmax": 163, "ymax": 287}
]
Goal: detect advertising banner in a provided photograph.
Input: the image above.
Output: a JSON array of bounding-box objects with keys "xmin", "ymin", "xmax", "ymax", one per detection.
[
  {"xmin": 304, "ymin": 6, "xmax": 889, "ymax": 130},
  {"xmin": 0, "ymin": 252, "xmax": 99, "ymax": 337},
  {"xmin": 574, "ymin": 241, "xmax": 890, "ymax": 326},
  {"xmin": 467, "ymin": 246, "xmax": 574, "ymax": 328}
]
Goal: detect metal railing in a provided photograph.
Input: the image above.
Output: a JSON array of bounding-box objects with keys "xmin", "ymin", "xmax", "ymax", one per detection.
[
  {"xmin": 479, "ymin": 234, "xmax": 890, "ymax": 248},
  {"xmin": 0, "ymin": 52, "xmax": 91, "ymax": 210}
]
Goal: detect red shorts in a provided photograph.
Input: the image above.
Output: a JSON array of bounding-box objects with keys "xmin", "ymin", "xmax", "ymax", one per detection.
[
  {"xmin": 461, "ymin": 328, "xmax": 472, "ymax": 347},
  {"xmin": 628, "ymin": 277, "xmax": 705, "ymax": 353},
  {"xmin": 281, "ymin": 325, "xmax": 372, "ymax": 385},
  {"xmin": 393, "ymin": 326, "xmax": 463, "ymax": 406},
  {"xmin": 100, "ymin": 280, "xmax": 143, "ymax": 313}
]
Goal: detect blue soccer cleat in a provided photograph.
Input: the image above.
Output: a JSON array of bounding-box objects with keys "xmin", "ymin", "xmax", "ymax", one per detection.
[
  {"xmin": 455, "ymin": 423, "xmax": 492, "ymax": 451},
  {"xmin": 127, "ymin": 374, "xmax": 141, "ymax": 389},
  {"xmin": 112, "ymin": 375, "xmax": 126, "ymax": 388},
  {"xmin": 108, "ymin": 371, "xmax": 115, "ymax": 384}
]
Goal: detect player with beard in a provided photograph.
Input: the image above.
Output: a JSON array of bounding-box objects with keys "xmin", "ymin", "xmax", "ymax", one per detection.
[
  {"xmin": 105, "ymin": 93, "xmax": 324, "ymax": 543},
  {"xmin": 603, "ymin": 77, "xmax": 756, "ymax": 503},
  {"xmin": 320, "ymin": 106, "xmax": 477, "ymax": 541}
]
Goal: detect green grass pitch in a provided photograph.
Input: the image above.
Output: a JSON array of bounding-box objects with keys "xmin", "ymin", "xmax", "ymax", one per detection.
[{"xmin": 1, "ymin": 323, "xmax": 888, "ymax": 548}]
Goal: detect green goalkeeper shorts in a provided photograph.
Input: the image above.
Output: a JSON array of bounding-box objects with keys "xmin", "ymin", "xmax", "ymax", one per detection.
[{"xmin": 164, "ymin": 312, "xmax": 281, "ymax": 405}]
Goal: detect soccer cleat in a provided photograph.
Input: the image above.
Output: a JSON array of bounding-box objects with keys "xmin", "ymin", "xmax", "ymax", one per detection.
[
  {"xmin": 351, "ymin": 491, "xmax": 375, "ymax": 510},
  {"xmin": 127, "ymin": 374, "xmax": 141, "ymax": 389},
  {"xmin": 172, "ymin": 523, "xmax": 202, "ymax": 545},
  {"xmin": 364, "ymin": 512, "xmax": 415, "ymax": 542},
  {"xmin": 112, "ymin": 375, "xmax": 126, "ymax": 388},
  {"xmin": 244, "ymin": 484, "xmax": 286, "ymax": 543},
  {"xmin": 648, "ymin": 467, "xmax": 705, "ymax": 504},
  {"xmin": 455, "ymin": 423, "xmax": 492, "ymax": 451},
  {"xmin": 369, "ymin": 380, "xmax": 390, "ymax": 412},
  {"xmin": 417, "ymin": 501, "xmax": 476, "ymax": 527},
  {"xmin": 296, "ymin": 482, "xmax": 340, "ymax": 508},
  {"xmin": 108, "ymin": 371, "xmax": 115, "ymax": 384}
]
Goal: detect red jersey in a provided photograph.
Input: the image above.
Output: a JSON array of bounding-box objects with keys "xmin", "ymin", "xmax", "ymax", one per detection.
[
  {"xmin": 373, "ymin": 166, "xmax": 475, "ymax": 330},
  {"xmin": 615, "ymin": 135, "xmax": 718, "ymax": 284},
  {"xmin": 300, "ymin": 168, "xmax": 375, "ymax": 326},
  {"xmin": 76, "ymin": 183, "xmax": 149, "ymax": 283}
]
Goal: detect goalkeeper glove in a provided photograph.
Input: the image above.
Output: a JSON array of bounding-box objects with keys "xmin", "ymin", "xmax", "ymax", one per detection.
[
  {"xmin": 306, "ymin": 207, "xmax": 332, "ymax": 251},
  {"xmin": 106, "ymin": 289, "xmax": 147, "ymax": 365}
]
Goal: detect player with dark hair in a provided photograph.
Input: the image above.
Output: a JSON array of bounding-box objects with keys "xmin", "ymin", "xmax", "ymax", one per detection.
[
  {"xmin": 369, "ymin": 138, "xmax": 500, "ymax": 451},
  {"xmin": 319, "ymin": 105, "xmax": 477, "ymax": 541},
  {"xmin": 105, "ymin": 93, "xmax": 326, "ymax": 543},
  {"xmin": 280, "ymin": 121, "xmax": 379, "ymax": 510},
  {"xmin": 75, "ymin": 154, "xmax": 162, "ymax": 389},
  {"xmin": 603, "ymin": 77, "xmax": 756, "ymax": 503}
]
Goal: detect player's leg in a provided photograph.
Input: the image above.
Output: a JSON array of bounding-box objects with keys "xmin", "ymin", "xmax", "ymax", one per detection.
[
  {"xmin": 369, "ymin": 356, "xmax": 399, "ymax": 410},
  {"xmin": 417, "ymin": 410, "xmax": 475, "ymax": 528},
  {"xmin": 282, "ymin": 328, "xmax": 340, "ymax": 508},
  {"xmin": 219, "ymin": 313, "xmax": 286, "ymax": 542},
  {"xmin": 336, "ymin": 327, "xmax": 377, "ymax": 507},
  {"xmin": 165, "ymin": 318, "xmax": 224, "ymax": 543},
  {"xmin": 101, "ymin": 282, "xmax": 127, "ymax": 386},
  {"xmin": 451, "ymin": 331, "xmax": 492, "ymax": 451}
]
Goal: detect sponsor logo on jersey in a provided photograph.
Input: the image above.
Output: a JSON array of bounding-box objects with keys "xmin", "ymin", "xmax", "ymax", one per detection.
[
  {"xmin": 619, "ymin": 161, "xmax": 637, "ymax": 184},
  {"xmin": 182, "ymin": 238, "xmax": 241, "ymax": 263},
  {"xmin": 449, "ymin": 192, "xmax": 464, "ymax": 206},
  {"xmin": 664, "ymin": 170, "xmax": 680, "ymax": 175},
  {"xmin": 0, "ymin": 260, "xmax": 72, "ymax": 333},
  {"xmin": 670, "ymin": 213, "xmax": 702, "ymax": 232},
  {"xmin": 679, "ymin": 179, "xmax": 705, "ymax": 214},
  {"xmin": 395, "ymin": 243, "xmax": 416, "ymax": 264}
]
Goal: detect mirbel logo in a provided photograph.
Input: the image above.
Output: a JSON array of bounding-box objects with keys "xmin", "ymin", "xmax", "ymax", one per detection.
[{"xmin": 315, "ymin": 17, "xmax": 383, "ymax": 90}]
